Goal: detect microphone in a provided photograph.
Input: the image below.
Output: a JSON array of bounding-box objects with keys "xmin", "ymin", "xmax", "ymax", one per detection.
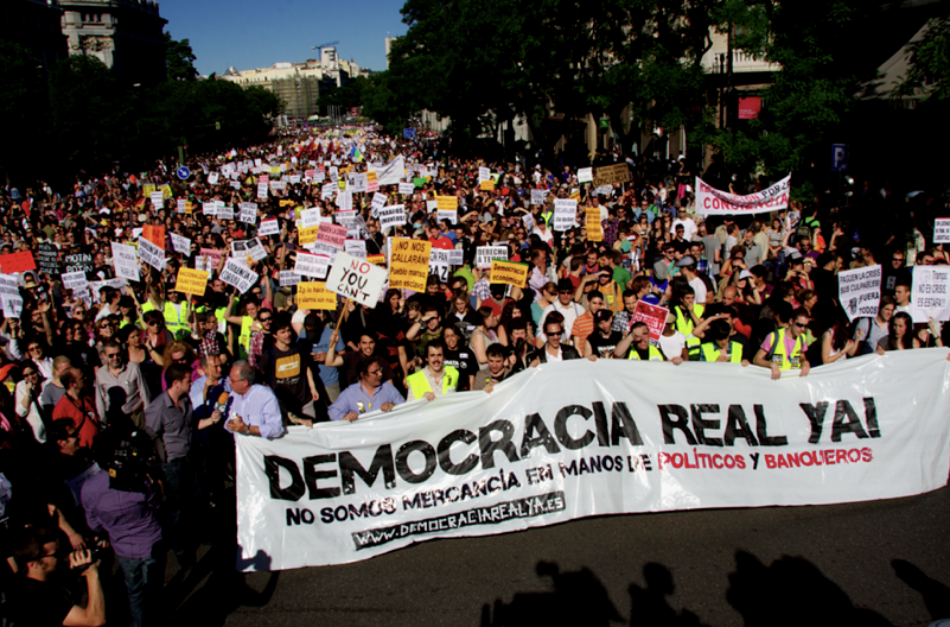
[{"xmin": 215, "ymin": 392, "xmax": 230, "ymax": 414}]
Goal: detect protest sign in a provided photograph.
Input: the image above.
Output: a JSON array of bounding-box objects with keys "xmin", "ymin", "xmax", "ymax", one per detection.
[
  {"xmin": 111, "ymin": 243, "xmax": 140, "ymax": 282},
  {"xmin": 62, "ymin": 271, "xmax": 88, "ymax": 292},
  {"xmin": 316, "ymin": 223, "xmax": 347, "ymax": 249},
  {"xmin": 593, "ymin": 163, "xmax": 632, "ymax": 187},
  {"xmin": 437, "ymin": 196, "xmax": 458, "ymax": 211},
  {"xmin": 695, "ymin": 175, "xmax": 791, "ymax": 216},
  {"xmin": 366, "ymin": 171, "xmax": 379, "ymax": 192},
  {"xmin": 279, "ymin": 271, "xmax": 300, "ymax": 287},
  {"xmin": 246, "ymin": 238, "xmax": 267, "ymax": 262},
  {"xmin": 218, "ymin": 205, "xmax": 235, "ymax": 220},
  {"xmin": 257, "ymin": 183, "xmax": 268, "ymax": 199},
  {"xmin": 379, "ymin": 205, "xmax": 407, "ymax": 231},
  {"xmin": 838, "ymin": 265, "xmax": 882, "ymax": 322},
  {"xmin": 552, "ymin": 199, "xmax": 578, "ymax": 232},
  {"xmin": 0, "ymin": 276, "xmax": 22, "ymax": 318},
  {"xmin": 578, "ymin": 167, "xmax": 594, "ymax": 183},
  {"xmin": 389, "ymin": 238, "xmax": 432, "ymax": 293},
  {"xmin": 530, "ymin": 189, "xmax": 547, "ymax": 206},
  {"xmin": 175, "ymin": 268, "xmax": 209, "ymax": 296},
  {"xmin": 150, "ymin": 192, "xmax": 164, "ymax": 209},
  {"xmin": 176, "ymin": 199, "xmax": 187, "ymax": 214},
  {"xmin": 294, "ymin": 252, "xmax": 330, "ymax": 279},
  {"xmin": 300, "ymin": 208, "xmax": 321, "ymax": 228},
  {"xmin": 322, "ymin": 183, "xmax": 337, "ymax": 200},
  {"xmin": 437, "ymin": 209, "xmax": 458, "ymax": 225},
  {"xmin": 208, "ymin": 172, "xmax": 219, "ymax": 185},
  {"xmin": 934, "ymin": 219, "xmax": 950, "ymax": 244},
  {"xmin": 199, "ymin": 248, "xmax": 223, "ymax": 272},
  {"xmin": 240, "ymin": 202, "xmax": 258, "ymax": 224},
  {"xmin": 259, "ymin": 218, "xmax": 280, "ymax": 237},
  {"xmin": 325, "ymin": 252, "xmax": 388, "ymax": 307},
  {"xmin": 142, "ymin": 225, "xmax": 165, "ymax": 250},
  {"xmin": 371, "ymin": 192, "xmax": 388, "ymax": 213},
  {"xmin": 296, "ymin": 282, "xmax": 338, "ymax": 311},
  {"xmin": 632, "ymin": 301, "xmax": 669, "ymax": 342},
  {"xmin": 305, "ymin": 241, "xmax": 339, "ymax": 263},
  {"xmin": 349, "ymin": 172, "xmax": 368, "ymax": 193},
  {"xmin": 298, "ymin": 226, "xmax": 319, "ymax": 246},
  {"xmin": 478, "ymin": 166, "xmax": 491, "ymax": 182},
  {"xmin": 36, "ymin": 243, "xmax": 60, "ymax": 275},
  {"xmin": 235, "ymin": 352, "xmax": 950, "ymax": 570},
  {"xmin": 428, "ymin": 248, "xmax": 455, "ymax": 283},
  {"xmin": 337, "ymin": 190, "xmax": 353, "ymax": 211},
  {"xmin": 219, "ymin": 258, "xmax": 259, "ymax": 294},
  {"xmin": 170, "ymin": 233, "xmax": 192, "ymax": 256},
  {"xmin": 586, "ymin": 208, "xmax": 604, "ymax": 242},
  {"xmin": 480, "ymin": 180, "xmax": 495, "ymax": 192},
  {"xmin": 0, "ymin": 251, "xmax": 36, "ymax": 274},
  {"xmin": 372, "ymin": 155, "xmax": 405, "ymax": 186},
  {"xmin": 476, "ymin": 246, "xmax": 508, "ymax": 269},
  {"xmin": 345, "ymin": 240, "xmax": 367, "ymax": 258},
  {"xmin": 490, "ymin": 260, "xmax": 529, "ymax": 288},
  {"xmin": 399, "ymin": 182, "xmax": 415, "ymax": 196},
  {"xmin": 911, "ymin": 266, "xmax": 950, "ymax": 323},
  {"xmin": 137, "ymin": 237, "xmax": 165, "ymax": 271}
]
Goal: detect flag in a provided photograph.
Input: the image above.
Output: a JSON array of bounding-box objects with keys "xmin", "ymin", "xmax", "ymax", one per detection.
[{"xmin": 350, "ymin": 145, "xmax": 364, "ymax": 163}]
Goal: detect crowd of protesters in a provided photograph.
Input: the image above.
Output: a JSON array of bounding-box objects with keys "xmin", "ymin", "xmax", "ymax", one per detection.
[{"xmin": 0, "ymin": 123, "xmax": 947, "ymax": 626}]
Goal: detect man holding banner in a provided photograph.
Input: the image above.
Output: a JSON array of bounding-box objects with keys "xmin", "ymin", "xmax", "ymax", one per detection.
[
  {"xmin": 406, "ymin": 339, "xmax": 458, "ymax": 402},
  {"xmin": 328, "ymin": 356, "xmax": 405, "ymax": 421}
]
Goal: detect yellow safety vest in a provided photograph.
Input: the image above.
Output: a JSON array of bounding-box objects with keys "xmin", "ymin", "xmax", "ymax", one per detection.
[
  {"xmin": 700, "ymin": 341, "xmax": 743, "ymax": 363},
  {"xmin": 407, "ymin": 366, "xmax": 459, "ymax": 398},
  {"xmin": 627, "ymin": 345, "xmax": 665, "ymax": 361},
  {"xmin": 674, "ymin": 304, "xmax": 705, "ymax": 336},
  {"xmin": 768, "ymin": 328, "xmax": 805, "ymax": 370},
  {"xmin": 141, "ymin": 300, "xmax": 191, "ymax": 337}
]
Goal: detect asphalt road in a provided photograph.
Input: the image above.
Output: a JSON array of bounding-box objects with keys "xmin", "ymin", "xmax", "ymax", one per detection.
[{"xmin": 150, "ymin": 483, "xmax": 950, "ymax": 627}]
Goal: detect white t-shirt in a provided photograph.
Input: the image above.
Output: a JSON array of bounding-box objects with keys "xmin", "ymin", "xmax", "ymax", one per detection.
[
  {"xmin": 671, "ymin": 218, "xmax": 697, "ymax": 241},
  {"xmin": 689, "ymin": 277, "xmax": 708, "ymax": 304},
  {"xmin": 658, "ymin": 331, "xmax": 687, "ymax": 360}
]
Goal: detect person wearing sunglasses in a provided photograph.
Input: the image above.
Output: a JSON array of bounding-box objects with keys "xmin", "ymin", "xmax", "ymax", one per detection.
[
  {"xmin": 94, "ymin": 339, "xmax": 151, "ymax": 430},
  {"xmin": 753, "ymin": 307, "xmax": 812, "ymax": 380}
]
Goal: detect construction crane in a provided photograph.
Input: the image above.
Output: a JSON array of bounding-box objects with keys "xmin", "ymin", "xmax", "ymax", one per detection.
[{"xmin": 310, "ymin": 41, "xmax": 339, "ymax": 56}]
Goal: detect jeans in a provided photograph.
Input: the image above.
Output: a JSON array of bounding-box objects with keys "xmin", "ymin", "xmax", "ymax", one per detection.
[
  {"xmin": 116, "ymin": 546, "xmax": 165, "ymax": 627},
  {"xmin": 162, "ymin": 457, "xmax": 198, "ymax": 559}
]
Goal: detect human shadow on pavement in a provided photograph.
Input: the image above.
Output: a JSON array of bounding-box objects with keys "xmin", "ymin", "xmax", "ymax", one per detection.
[
  {"xmin": 480, "ymin": 561, "xmax": 624, "ymax": 626},
  {"xmin": 726, "ymin": 550, "xmax": 894, "ymax": 626},
  {"xmin": 481, "ymin": 551, "xmax": 908, "ymax": 626},
  {"xmin": 892, "ymin": 558, "xmax": 950, "ymax": 622}
]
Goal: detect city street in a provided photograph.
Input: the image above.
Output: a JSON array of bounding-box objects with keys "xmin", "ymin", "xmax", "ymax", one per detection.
[{"xmin": 166, "ymin": 484, "xmax": 950, "ymax": 626}]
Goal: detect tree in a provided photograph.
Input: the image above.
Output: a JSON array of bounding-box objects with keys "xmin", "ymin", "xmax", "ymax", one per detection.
[
  {"xmin": 895, "ymin": 17, "xmax": 950, "ymax": 102},
  {"xmin": 0, "ymin": 41, "xmax": 51, "ymax": 183},
  {"xmin": 316, "ymin": 76, "xmax": 370, "ymax": 116},
  {"xmin": 164, "ymin": 32, "xmax": 199, "ymax": 81}
]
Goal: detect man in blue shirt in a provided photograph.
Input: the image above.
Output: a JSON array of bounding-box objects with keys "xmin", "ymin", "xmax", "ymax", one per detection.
[
  {"xmin": 328, "ymin": 355, "xmax": 405, "ymax": 421},
  {"xmin": 300, "ymin": 313, "xmax": 344, "ymax": 403},
  {"xmin": 224, "ymin": 360, "xmax": 285, "ymax": 439}
]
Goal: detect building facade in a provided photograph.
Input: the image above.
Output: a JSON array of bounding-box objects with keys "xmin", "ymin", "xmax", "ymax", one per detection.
[
  {"xmin": 222, "ymin": 55, "xmax": 363, "ymax": 121},
  {"xmin": 60, "ymin": 0, "xmax": 166, "ymax": 84},
  {"xmin": 2, "ymin": 0, "xmax": 69, "ymax": 70}
]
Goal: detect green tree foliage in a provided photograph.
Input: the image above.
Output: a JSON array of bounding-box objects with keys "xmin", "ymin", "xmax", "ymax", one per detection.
[
  {"xmin": 164, "ymin": 32, "xmax": 199, "ymax": 81},
  {"xmin": 316, "ymin": 75, "xmax": 370, "ymax": 115},
  {"xmin": 700, "ymin": 0, "xmax": 871, "ymax": 179},
  {"xmin": 0, "ymin": 41, "xmax": 52, "ymax": 183},
  {"xmin": 894, "ymin": 17, "xmax": 950, "ymax": 102}
]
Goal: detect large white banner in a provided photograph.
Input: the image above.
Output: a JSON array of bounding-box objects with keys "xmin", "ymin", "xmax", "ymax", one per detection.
[
  {"xmin": 695, "ymin": 175, "xmax": 791, "ymax": 216},
  {"xmin": 236, "ymin": 351, "xmax": 950, "ymax": 571}
]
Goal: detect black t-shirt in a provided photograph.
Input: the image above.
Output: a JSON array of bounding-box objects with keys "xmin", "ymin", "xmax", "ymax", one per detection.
[
  {"xmin": 443, "ymin": 345, "xmax": 479, "ymax": 391},
  {"xmin": 586, "ymin": 331, "xmax": 623, "ymax": 359},
  {"xmin": 10, "ymin": 577, "xmax": 75, "ymax": 627},
  {"xmin": 259, "ymin": 345, "xmax": 312, "ymax": 416}
]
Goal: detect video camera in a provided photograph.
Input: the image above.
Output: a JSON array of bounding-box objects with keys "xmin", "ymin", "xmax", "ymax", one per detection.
[{"xmin": 106, "ymin": 430, "xmax": 162, "ymax": 494}]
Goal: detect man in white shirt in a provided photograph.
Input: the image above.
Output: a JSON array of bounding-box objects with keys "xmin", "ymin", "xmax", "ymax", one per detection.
[
  {"xmin": 538, "ymin": 278, "xmax": 584, "ymax": 345},
  {"xmin": 678, "ymin": 256, "xmax": 708, "ymax": 305}
]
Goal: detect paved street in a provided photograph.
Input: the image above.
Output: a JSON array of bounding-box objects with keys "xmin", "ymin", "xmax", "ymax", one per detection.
[{"xmin": 161, "ymin": 484, "xmax": 950, "ymax": 626}]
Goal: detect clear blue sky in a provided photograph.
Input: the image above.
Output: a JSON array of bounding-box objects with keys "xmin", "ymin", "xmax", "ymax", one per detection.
[{"xmin": 158, "ymin": 0, "xmax": 408, "ymax": 76}]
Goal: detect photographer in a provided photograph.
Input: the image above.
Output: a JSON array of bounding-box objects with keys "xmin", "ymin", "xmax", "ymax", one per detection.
[
  {"xmin": 10, "ymin": 526, "xmax": 106, "ymax": 627},
  {"xmin": 80, "ymin": 431, "xmax": 163, "ymax": 627}
]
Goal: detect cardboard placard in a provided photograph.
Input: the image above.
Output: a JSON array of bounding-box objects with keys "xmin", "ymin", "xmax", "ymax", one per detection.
[
  {"xmin": 489, "ymin": 260, "xmax": 528, "ymax": 288},
  {"xmin": 296, "ymin": 282, "xmax": 338, "ymax": 310},
  {"xmin": 388, "ymin": 238, "xmax": 431, "ymax": 293},
  {"xmin": 0, "ymin": 251, "xmax": 36, "ymax": 274},
  {"xmin": 176, "ymin": 268, "xmax": 209, "ymax": 296}
]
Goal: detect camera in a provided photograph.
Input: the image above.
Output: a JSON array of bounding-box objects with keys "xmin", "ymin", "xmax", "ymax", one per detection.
[{"xmin": 106, "ymin": 430, "xmax": 161, "ymax": 494}]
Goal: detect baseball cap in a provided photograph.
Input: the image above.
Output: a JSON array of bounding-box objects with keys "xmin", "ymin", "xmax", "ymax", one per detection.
[
  {"xmin": 676, "ymin": 255, "xmax": 695, "ymax": 267},
  {"xmin": 738, "ymin": 270, "xmax": 754, "ymax": 280}
]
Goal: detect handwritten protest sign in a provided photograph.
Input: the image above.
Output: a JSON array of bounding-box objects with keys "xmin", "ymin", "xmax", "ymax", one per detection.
[
  {"xmin": 593, "ymin": 163, "xmax": 632, "ymax": 187},
  {"xmin": 436, "ymin": 196, "xmax": 458, "ymax": 211},
  {"xmin": 553, "ymin": 199, "xmax": 578, "ymax": 231},
  {"xmin": 316, "ymin": 223, "xmax": 348, "ymax": 249},
  {"xmin": 345, "ymin": 240, "xmax": 367, "ymax": 258},
  {"xmin": 111, "ymin": 242, "xmax": 140, "ymax": 282},
  {"xmin": 489, "ymin": 260, "xmax": 529, "ymax": 288},
  {"xmin": 389, "ymin": 238, "xmax": 431, "ymax": 293},
  {"xmin": 36, "ymin": 243, "xmax": 59, "ymax": 275},
  {"xmin": 218, "ymin": 205, "xmax": 234, "ymax": 220},
  {"xmin": 366, "ymin": 171, "xmax": 379, "ymax": 193},
  {"xmin": 399, "ymin": 182, "xmax": 415, "ymax": 196},
  {"xmin": 296, "ymin": 282, "xmax": 338, "ymax": 310},
  {"xmin": 911, "ymin": 266, "xmax": 950, "ymax": 323},
  {"xmin": 0, "ymin": 276, "xmax": 22, "ymax": 318},
  {"xmin": 378, "ymin": 205, "xmax": 407, "ymax": 231},
  {"xmin": 578, "ymin": 167, "xmax": 593, "ymax": 183},
  {"xmin": 0, "ymin": 251, "xmax": 36, "ymax": 274},
  {"xmin": 437, "ymin": 209, "xmax": 458, "ymax": 224},
  {"xmin": 259, "ymin": 218, "xmax": 279, "ymax": 237},
  {"xmin": 480, "ymin": 180, "xmax": 495, "ymax": 192},
  {"xmin": 476, "ymin": 245, "xmax": 508, "ymax": 269},
  {"xmin": 294, "ymin": 252, "xmax": 330, "ymax": 279},
  {"xmin": 838, "ymin": 265, "xmax": 881, "ymax": 322},
  {"xmin": 170, "ymin": 233, "xmax": 191, "ymax": 256},
  {"xmin": 239, "ymin": 202, "xmax": 258, "ymax": 224},
  {"xmin": 632, "ymin": 301, "xmax": 669, "ymax": 342},
  {"xmin": 62, "ymin": 271, "xmax": 88, "ymax": 292},
  {"xmin": 530, "ymin": 189, "xmax": 547, "ymax": 206},
  {"xmin": 935, "ymin": 219, "xmax": 950, "ymax": 244},
  {"xmin": 279, "ymin": 271, "xmax": 300, "ymax": 287},
  {"xmin": 586, "ymin": 208, "xmax": 604, "ymax": 242},
  {"xmin": 298, "ymin": 226, "xmax": 319, "ymax": 246},
  {"xmin": 150, "ymin": 192, "xmax": 164, "ymax": 209},
  {"xmin": 219, "ymin": 258, "xmax": 258, "ymax": 294},
  {"xmin": 137, "ymin": 237, "xmax": 165, "ymax": 271},
  {"xmin": 65, "ymin": 253, "xmax": 93, "ymax": 274},
  {"xmin": 300, "ymin": 208, "xmax": 321, "ymax": 228},
  {"xmin": 246, "ymin": 237, "xmax": 267, "ymax": 262},
  {"xmin": 175, "ymin": 268, "xmax": 209, "ymax": 296},
  {"xmin": 142, "ymin": 225, "xmax": 165, "ymax": 250},
  {"xmin": 325, "ymin": 252, "xmax": 388, "ymax": 307}
]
